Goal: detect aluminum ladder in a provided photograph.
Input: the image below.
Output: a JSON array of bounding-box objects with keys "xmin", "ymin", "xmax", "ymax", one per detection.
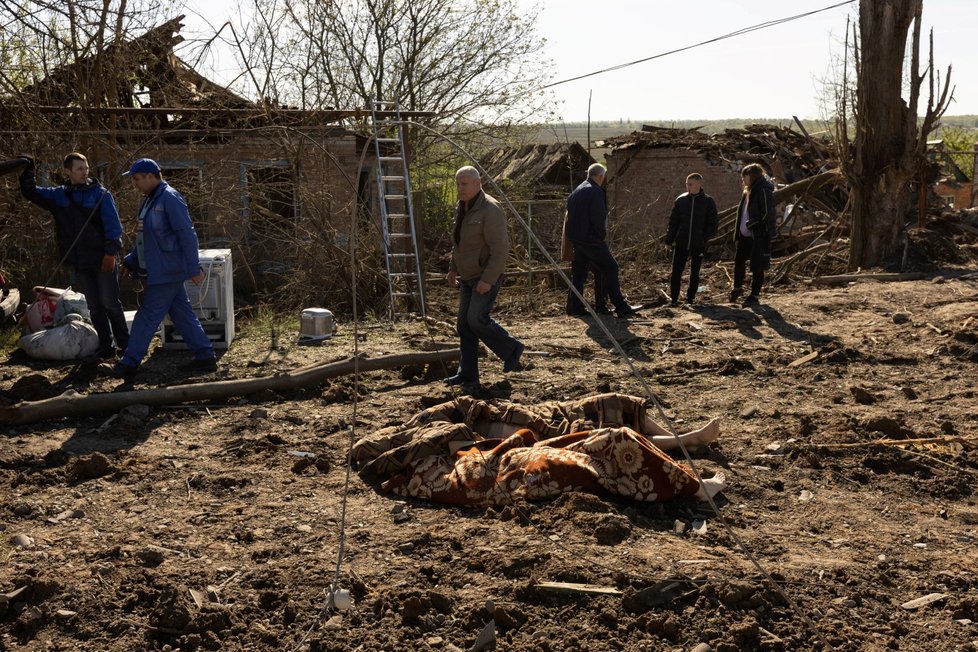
[{"xmin": 370, "ymin": 98, "xmax": 426, "ymax": 319}]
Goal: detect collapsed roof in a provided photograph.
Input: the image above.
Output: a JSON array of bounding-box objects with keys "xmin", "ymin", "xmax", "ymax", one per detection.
[
  {"xmin": 481, "ymin": 142, "xmax": 596, "ymax": 191},
  {"xmin": 599, "ymin": 123, "xmax": 835, "ymax": 185},
  {"xmin": 2, "ymin": 16, "xmax": 433, "ymax": 133}
]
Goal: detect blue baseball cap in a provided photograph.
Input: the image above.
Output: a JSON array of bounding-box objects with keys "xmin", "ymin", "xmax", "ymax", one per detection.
[{"xmin": 122, "ymin": 158, "xmax": 161, "ymax": 176}]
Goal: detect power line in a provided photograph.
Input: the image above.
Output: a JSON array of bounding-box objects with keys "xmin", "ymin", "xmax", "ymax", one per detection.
[{"xmin": 542, "ymin": 0, "xmax": 856, "ymax": 90}]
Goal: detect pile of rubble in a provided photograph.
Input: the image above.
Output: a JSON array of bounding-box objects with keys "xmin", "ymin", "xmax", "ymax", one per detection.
[{"xmin": 599, "ymin": 123, "xmax": 836, "ymax": 186}]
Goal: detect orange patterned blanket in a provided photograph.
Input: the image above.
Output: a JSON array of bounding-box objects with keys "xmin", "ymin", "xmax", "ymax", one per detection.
[{"xmin": 352, "ymin": 393, "xmax": 714, "ymax": 507}]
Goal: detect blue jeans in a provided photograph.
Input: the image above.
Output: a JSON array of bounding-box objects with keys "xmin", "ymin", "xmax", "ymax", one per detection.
[
  {"xmin": 455, "ymin": 278, "xmax": 521, "ymax": 382},
  {"xmin": 72, "ymin": 265, "xmax": 129, "ymax": 354},
  {"xmin": 120, "ymin": 280, "xmax": 214, "ymax": 368}
]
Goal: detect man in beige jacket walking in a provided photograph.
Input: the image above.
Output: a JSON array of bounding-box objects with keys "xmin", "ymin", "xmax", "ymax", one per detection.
[{"xmin": 445, "ymin": 166, "xmax": 525, "ymax": 388}]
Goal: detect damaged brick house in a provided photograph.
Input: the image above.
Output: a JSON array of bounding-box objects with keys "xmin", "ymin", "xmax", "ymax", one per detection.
[
  {"xmin": 929, "ymin": 140, "xmax": 977, "ymax": 210},
  {"xmin": 598, "ymin": 124, "xmax": 835, "ymax": 238},
  {"xmin": 0, "ymin": 16, "xmax": 430, "ymax": 296}
]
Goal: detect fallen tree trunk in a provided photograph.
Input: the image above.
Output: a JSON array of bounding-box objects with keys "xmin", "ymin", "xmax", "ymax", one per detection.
[
  {"xmin": 810, "ymin": 272, "xmax": 928, "ymax": 286},
  {"xmin": 0, "ymin": 349, "xmax": 461, "ymax": 426}
]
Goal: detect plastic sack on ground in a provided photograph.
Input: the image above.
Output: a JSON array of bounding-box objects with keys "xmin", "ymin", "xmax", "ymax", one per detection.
[
  {"xmin": 55, "ymin": 288, "xmax": 90, "ymax": 322},
  {"xmin": 22, "ymin": 288, "xmax": 64, "ymax": 333},
  {"xmin": 17, "ymin": 314, "xmax": 99, "ymax": 360}
]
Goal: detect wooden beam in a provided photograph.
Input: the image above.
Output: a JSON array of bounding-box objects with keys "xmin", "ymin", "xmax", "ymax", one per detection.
[{"xmin": 0, "ymin": 349, "xmax": 460, "ymax": 426}]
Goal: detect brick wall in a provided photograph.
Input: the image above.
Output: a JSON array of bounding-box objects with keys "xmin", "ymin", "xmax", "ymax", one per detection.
[
  {"xmin": 0, "ymin": 129, "xmax": 363, "ymax": 293},
  {"xmin": 934, "ymin": 180, "xmax": 973, "ymax": 209},
  {"xmin": 605, "ymin": 148, "xmax": 747, "ymax": 238}
]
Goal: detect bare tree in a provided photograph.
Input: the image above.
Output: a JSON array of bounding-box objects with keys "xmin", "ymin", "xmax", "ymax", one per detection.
[
  {"xmin": 836, "ymin": 0, "xmax": 953, "ymax": 270},
  {"xmin": 0, "ymin": 0, "xmax": 166, "ymax": 107},
  {"xmin": 232, "ymin": 0, "xmax": 552, "ymax": 129}
]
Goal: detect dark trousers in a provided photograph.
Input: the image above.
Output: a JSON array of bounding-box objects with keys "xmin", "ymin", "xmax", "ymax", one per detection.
[
  {"xmin": 733, "ymin": 236, "xmax": 764, "ymax": 297},
  {"xmin": 669, "ymin": 246, "xmax": 703, "ymax": 303},
  {"xmin": 72, "ymin": 265, "xmax": 129, "ymax": 354},
  {"xmin": 455, "ymin": 278, "xmax": 521, "ymax": 382},
  {"xmin": 567, "ymin": 241, "xmax": 627, "ymax": 314}
]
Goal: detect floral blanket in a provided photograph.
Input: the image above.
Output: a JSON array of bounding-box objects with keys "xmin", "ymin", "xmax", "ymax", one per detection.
[{"xmin": 352, "ymin": 393, "xmax": 701, "ymax": 506}]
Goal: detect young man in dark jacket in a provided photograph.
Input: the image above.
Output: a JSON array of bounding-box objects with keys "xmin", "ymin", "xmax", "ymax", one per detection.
[
  {"xmin": 19, "ymin": 152, "xmax": 129, "ymax": 358},
  {"xmin": 100, "ymin": 158, "xmax": 215, "ymax": 381},
  {"xmin": 731, "ymin": 163, "xmax": 777, "ymax": 305},
  {"xmin": 565, "ymin": 163, "xmax": 641, "ymax": 318},
  {"xmin": 665, "ymin": 173, "xmax": 718, "ymax": 306}
]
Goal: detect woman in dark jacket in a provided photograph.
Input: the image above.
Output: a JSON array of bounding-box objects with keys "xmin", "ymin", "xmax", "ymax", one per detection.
[{"xmin": 731, "ymin": 163, "xmax": 776, "ymax": 304}]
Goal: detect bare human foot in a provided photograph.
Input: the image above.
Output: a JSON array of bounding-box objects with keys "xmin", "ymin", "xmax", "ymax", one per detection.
[
  {"xmin": 646, "ymin": 417, "xmax": 721, "ymax": 451},
  {"xmin": 683, "ymin": 417, "xmax": 720, "ymax": 448},
  {"xmin": 694, "ymin": 470, "xmax": 726, "ymax": 501}
]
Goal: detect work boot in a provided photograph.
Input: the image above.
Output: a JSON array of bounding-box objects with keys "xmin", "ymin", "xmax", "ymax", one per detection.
[
  {"xmin": 615, "ymin": 304, "xmax": 642, "ymax": 318},
  {"xmin": 98, "ymin": 362, "xmax": 137, "ymax": 381},
  {"xmin": 444, "ymin": 374, "xmax": 479, "ymax": 391}
]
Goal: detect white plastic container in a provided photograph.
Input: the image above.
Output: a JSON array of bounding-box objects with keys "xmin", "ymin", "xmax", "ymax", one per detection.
[{"xmin": 299, "ymin": 308, "xmax": 335, "ymax": 342}]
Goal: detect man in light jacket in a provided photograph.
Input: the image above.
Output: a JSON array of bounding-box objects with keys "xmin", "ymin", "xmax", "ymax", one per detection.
[{"xmin": 445, "ymin": 166, "xmax": 524, "ymax": 388}]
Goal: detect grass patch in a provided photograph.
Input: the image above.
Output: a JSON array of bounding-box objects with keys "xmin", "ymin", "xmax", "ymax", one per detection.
[{"xmin": 0, "ymin": 324, "xmax": 21, "ymax": 349}]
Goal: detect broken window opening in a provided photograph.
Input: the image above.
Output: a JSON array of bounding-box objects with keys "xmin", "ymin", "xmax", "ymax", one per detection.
[{"xmin": 241, "ymin": 161, "xmax": 298, "ymax": 276}]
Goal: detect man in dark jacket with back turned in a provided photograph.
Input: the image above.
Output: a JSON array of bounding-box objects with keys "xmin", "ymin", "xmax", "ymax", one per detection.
[
  {"xmin": 665, "ymin": 172, "xmax": 718, "ymax": 306},
  {"xmin": 565, "ymin": 163, "xmax": 640, "ymax": 318},
  {"xmin": 19, "ymin": 152, "xmax": 129, "ymax": 359}
]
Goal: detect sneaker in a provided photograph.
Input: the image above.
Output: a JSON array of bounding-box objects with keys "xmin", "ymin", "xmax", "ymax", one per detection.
[
  {"xmin": 729, "ymin": 288, "xmax": 743, "ymax": 303},
  {"xmin": 670, "ymin": 299, "xmax": 680, "ymax": 308},
  {"xmin": 503, "ymin": 342, "xmax": 525, "ymax": 373},
  {"xmin": 180, "ymin": 357, "xmax": 218, "ymax": 374},
  {"xmin": 98, "ymin": 362, "xmax": 137, "ymax": 381},
  {"xmin": 742, "ymin": 294, "xmax": 760, "ymax": 307}
]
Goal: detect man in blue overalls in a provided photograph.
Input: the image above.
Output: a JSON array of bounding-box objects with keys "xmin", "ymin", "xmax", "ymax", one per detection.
[{"xmin": 100, "ymin": 158, "xmax": 216, "ymax": 381}]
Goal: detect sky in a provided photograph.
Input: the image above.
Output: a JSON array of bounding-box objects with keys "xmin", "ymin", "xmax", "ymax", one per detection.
[{"xmin": 179, "ymin": 0, "xmax": 978, "ymax": 123}]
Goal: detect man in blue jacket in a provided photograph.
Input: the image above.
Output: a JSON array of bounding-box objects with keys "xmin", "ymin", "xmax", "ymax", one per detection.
[
  {"xmin": 100, "ymin": 158, "xmax": 216, "ymax": 381},
  {"xmin": 565, "ymin": 163, "xmax": 641, "ymax": 318},
  {"xmin": 19, "ymin": 152, "xmax": 130, "ymax": 359},
  {"xmin": 665, "ymin": 173, "xmax": 718, "ymax": 306}
]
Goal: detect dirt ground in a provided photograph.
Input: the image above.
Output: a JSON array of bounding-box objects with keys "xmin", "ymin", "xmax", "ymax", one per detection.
[{"xmin": 2, "ymin": 260, "xmax": 978, "ymax": 652}]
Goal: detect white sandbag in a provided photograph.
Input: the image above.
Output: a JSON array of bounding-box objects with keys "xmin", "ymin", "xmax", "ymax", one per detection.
[
  {"xmin": 54, "ymin": 288, "xmax": 90, "ymax": 322},
  {"xmin": 22, "ymin": 287, "xmax": 64, "ymax": 333},
  {"xmin": 17, "ymin": 314, "xmax": 100, "ymax": 360}
]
